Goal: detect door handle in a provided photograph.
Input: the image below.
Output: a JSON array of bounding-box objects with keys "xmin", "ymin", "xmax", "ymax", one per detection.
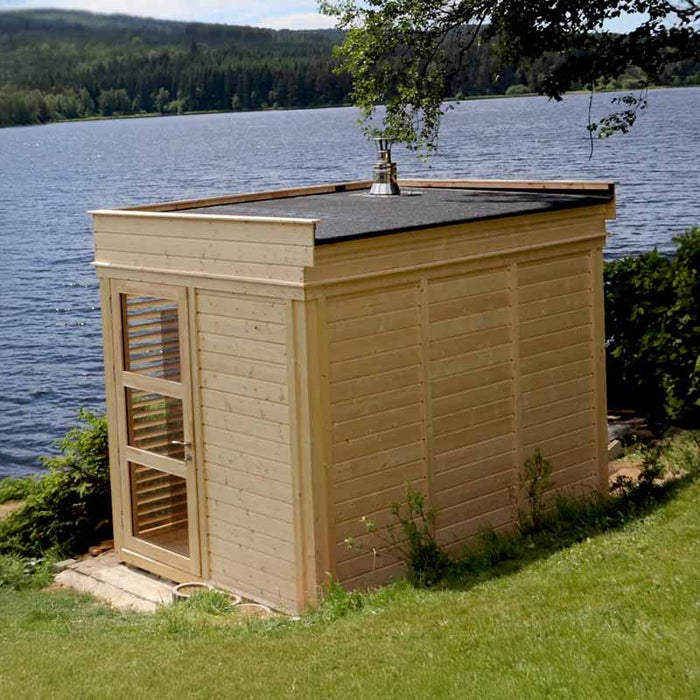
[{"xmin": 171, "ymin": 440, "xmax": 193, "ymax": 461}]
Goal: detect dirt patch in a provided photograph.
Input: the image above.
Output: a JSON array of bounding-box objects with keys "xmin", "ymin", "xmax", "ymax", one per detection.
[
  {"xmin": 610, "ymin": 465, "xmax": 643, "ymax": 483},
  {"xmin": 0, "ymin": 500, "xmax": 23, "ymax": 519}
]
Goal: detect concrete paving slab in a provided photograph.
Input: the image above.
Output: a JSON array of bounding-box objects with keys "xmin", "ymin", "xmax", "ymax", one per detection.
[
  {"xmin": 55, "ymin": 552, "xmax": 174, "ymax": 613},
  {"xmin": 93, "ymin": 566, "xmax": 173, "ymax": 605}
]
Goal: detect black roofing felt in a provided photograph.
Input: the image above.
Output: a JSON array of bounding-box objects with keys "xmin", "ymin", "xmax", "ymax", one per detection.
[{"xmin": 183, "ymin": 187, "xmax": 612, "ymax": 245}]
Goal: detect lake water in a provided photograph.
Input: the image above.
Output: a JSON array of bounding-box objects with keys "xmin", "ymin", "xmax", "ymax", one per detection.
[{"xmin": 1, "ymin": 87, "xmax": 699, "ymax": 477}]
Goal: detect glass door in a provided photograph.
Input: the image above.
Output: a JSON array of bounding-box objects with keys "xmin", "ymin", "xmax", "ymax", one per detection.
[{"xmin": 111, "ymin": 281, "xmax": 200, "ymax": 576}]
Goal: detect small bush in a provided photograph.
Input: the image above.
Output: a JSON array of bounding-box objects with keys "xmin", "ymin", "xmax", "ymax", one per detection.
[
  {"xmin": 665, "ymin": 431, "xmax": 700, "ymax": 478},
  {"xmin": 613, "ymin": 432, "xmax": 700, "ymax": 504},
  {"xmin": 0, "ymin": 409, "xmax": 111, "ymax": 558},
  {"xmin": 392, "ymin": 487, "xmax": 451, "ymax": 587},
  {"xmin": 636, "ymin": 445, "xmax": 666, "ymax": 496}
]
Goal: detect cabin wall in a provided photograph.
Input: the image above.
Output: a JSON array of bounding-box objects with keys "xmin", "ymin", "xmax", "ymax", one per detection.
[
  {"xmin": 517, "ymin": 251, "xmax": 600, "ymax": 494},
  {"xmin": 194, "ymin": 289, "xmax": 298, "ymax": 610},
  {"xmin": 92, "ymin": 212, "xmax": 314, "ymax": 610},
  {"xmin": 321, "ymin": 212, "xmax": 607, "ymax": 590},
  {"xmin": 327, "ymin": 283, "xmax": 427, "ymax": 588},
  {"xmin": 427, "ymin": 266, "xmax": 517, "ymax": 552},
  {"xmin": 307, "ymin": 206, "xmax": 605, "ymax": 286}
]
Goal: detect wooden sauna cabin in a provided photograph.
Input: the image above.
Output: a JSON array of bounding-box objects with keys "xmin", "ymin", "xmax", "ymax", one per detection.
[{"xmin": 90, "ymin": 175, "xmax": 615, "ymax": 613}]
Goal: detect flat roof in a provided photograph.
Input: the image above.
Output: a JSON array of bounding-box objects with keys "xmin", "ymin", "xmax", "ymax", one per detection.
[{"xmin": 180, "ymin": 186, "xmax": 613, "ymax": 245}]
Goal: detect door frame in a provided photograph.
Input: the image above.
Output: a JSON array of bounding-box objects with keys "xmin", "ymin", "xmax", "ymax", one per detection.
[{"xmin": 110, "ymin": 279, "xmax": 201, "ymax": 578}]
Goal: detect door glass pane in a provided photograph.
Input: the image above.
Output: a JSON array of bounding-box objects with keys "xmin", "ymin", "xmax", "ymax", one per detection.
[
  {"xmin": 130, "ymin": 462, "xmax": 189, "ymax": 557},
  {"xmin": 122, "ymin": 295, "xmax": 181, "ymax": 380},
  {"xmin": 126, "ymin": 389, "xmax": 185, "ymax": 459}
]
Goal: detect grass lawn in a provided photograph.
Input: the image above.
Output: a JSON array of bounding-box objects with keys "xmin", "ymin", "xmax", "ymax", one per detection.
[{"xmin": 1, "ymin": 478, "xmax": 699, "ymax": 699}]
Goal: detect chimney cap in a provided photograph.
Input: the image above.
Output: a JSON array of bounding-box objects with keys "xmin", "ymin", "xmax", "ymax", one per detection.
[
  {"xmin": 370, "ymin": 138, "xmax": 401, "ymax": 196},
  {"xmin": 374, "ymin": 136, "xmax": 393, "ymax": 152}
]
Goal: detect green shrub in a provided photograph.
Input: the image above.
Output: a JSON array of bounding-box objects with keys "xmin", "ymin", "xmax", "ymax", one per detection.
[
  {"xmin": 665, "ymin": 431, "xmax": 700, "ymax": 478},
  {"xmin": 611, "ymin": 444, "xmax": 666, "ymax": 504},
  {"xmin": 0, "ymin": 410, "xmax": 112, "ymax": 558},
  {"xmin": 605, "ymin": 227, "xmax": 700, "ymax": 427},
  {"xmin": 0, "ymin": 475, "xmax": 38, "ymax": 504},
  {"xmin": 389, "ymin": 486, "xmax": 450, "ymax": 587}
]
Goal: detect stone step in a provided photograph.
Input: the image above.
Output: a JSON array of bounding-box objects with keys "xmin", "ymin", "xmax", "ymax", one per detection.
[
  {"xmin": 92, "ymin": 565, "xmax": 174, "ymax": 605},
  {"xmin": 66, "ymin": 551, "xmax": 119, "ymax": 575},
  {"xmin": 55, "ymin": 569, "xmax": 157, "ymax": 613}
]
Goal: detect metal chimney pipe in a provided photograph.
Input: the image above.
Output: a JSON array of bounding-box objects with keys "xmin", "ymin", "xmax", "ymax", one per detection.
[{"xmin": 369, "ymin": 138, "xmax": 401, "ymax": 196}]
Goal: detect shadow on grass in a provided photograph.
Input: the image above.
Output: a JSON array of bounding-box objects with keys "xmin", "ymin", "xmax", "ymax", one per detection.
[
  {"xmin": 438, "ymin": 471, "xmax": 699, "ymax": 593},
  {"xmin": 307, "ymin": 469, "xmax": 700, "ymax": 627},
  {"xmin": 311, "ymin": 434, "xmax": 700, "ymax": 622}
]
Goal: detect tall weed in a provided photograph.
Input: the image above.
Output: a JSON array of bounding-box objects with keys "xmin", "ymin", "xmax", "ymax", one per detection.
[{"xmin": 346, "ymin": 485, "xmax": 450, "ymax": 588}]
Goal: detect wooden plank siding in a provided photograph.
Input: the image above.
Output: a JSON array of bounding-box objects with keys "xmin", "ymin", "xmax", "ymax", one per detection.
[
  {"xmin": 428, "ymin": 269, "xmax": 517, "ymax": 552},
  {"xmin": 517, "ymin": 253, "xmax": 599, "ymax": 498},
  {"xmin": 328, "ymin": 284, "xmax": 426, "ymax": 587},
  {"xmin": 323, "ymin": 248, "xmax": 606, "ymax": 591},
  {"xmin": 196, "ymin": 290, "xmax": 297, "ymax": 610},
  {"xmin": 91, "ymin": 211, "xmax": 315, "ymax": 287},
  {"xmin": 307, "ymin": 206, "xmax": 607, "ymax": 287}
]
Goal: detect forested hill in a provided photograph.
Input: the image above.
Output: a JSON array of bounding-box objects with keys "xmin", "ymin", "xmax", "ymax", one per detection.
[
  {"xmin": 1, "ymin": 9, "xmax": 699, "ymax": 128},
  {"xmin": 0, "ymin": 9, "xmax": 349, "ymax": 126}
]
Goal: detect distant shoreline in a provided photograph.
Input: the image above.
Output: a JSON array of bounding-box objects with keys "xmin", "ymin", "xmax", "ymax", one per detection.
[
  {"xmin": 2, "ymin": 102, "xmax": 354, "ymax": 129},
  {"xmin": 3, "ymin": 84, "xmax": 696, "ymax": 130}
]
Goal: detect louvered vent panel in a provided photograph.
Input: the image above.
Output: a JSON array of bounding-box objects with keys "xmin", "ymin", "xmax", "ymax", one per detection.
[
  {"xmin": 130, "ymin": 462, "xmax": 189, "ymax": 555},
  {"xmin": 123, "ymin": 295, "xmax": 181, "ymax": 380},
  {"xmin": 126, "ymin": 389, "xmax": 185, "ymax": 460}
]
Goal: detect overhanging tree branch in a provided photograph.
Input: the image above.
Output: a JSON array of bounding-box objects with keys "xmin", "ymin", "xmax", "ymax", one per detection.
[{"xmin": 320, "ymin": 0, "xmax": 700, "ymax": 153}]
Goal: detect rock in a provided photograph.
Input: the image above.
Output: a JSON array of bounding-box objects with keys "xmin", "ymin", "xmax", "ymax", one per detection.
[
  {"xmin": 53, "ymin": 559, "xmax": 77, "ymax": 573},
  {"xmin": 607, "ymin": 413, "xmax": 653, "ymax": 444},
  {"xmin": 608, "ymin": 439, "xmax": 624, "ymax": 460}
]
